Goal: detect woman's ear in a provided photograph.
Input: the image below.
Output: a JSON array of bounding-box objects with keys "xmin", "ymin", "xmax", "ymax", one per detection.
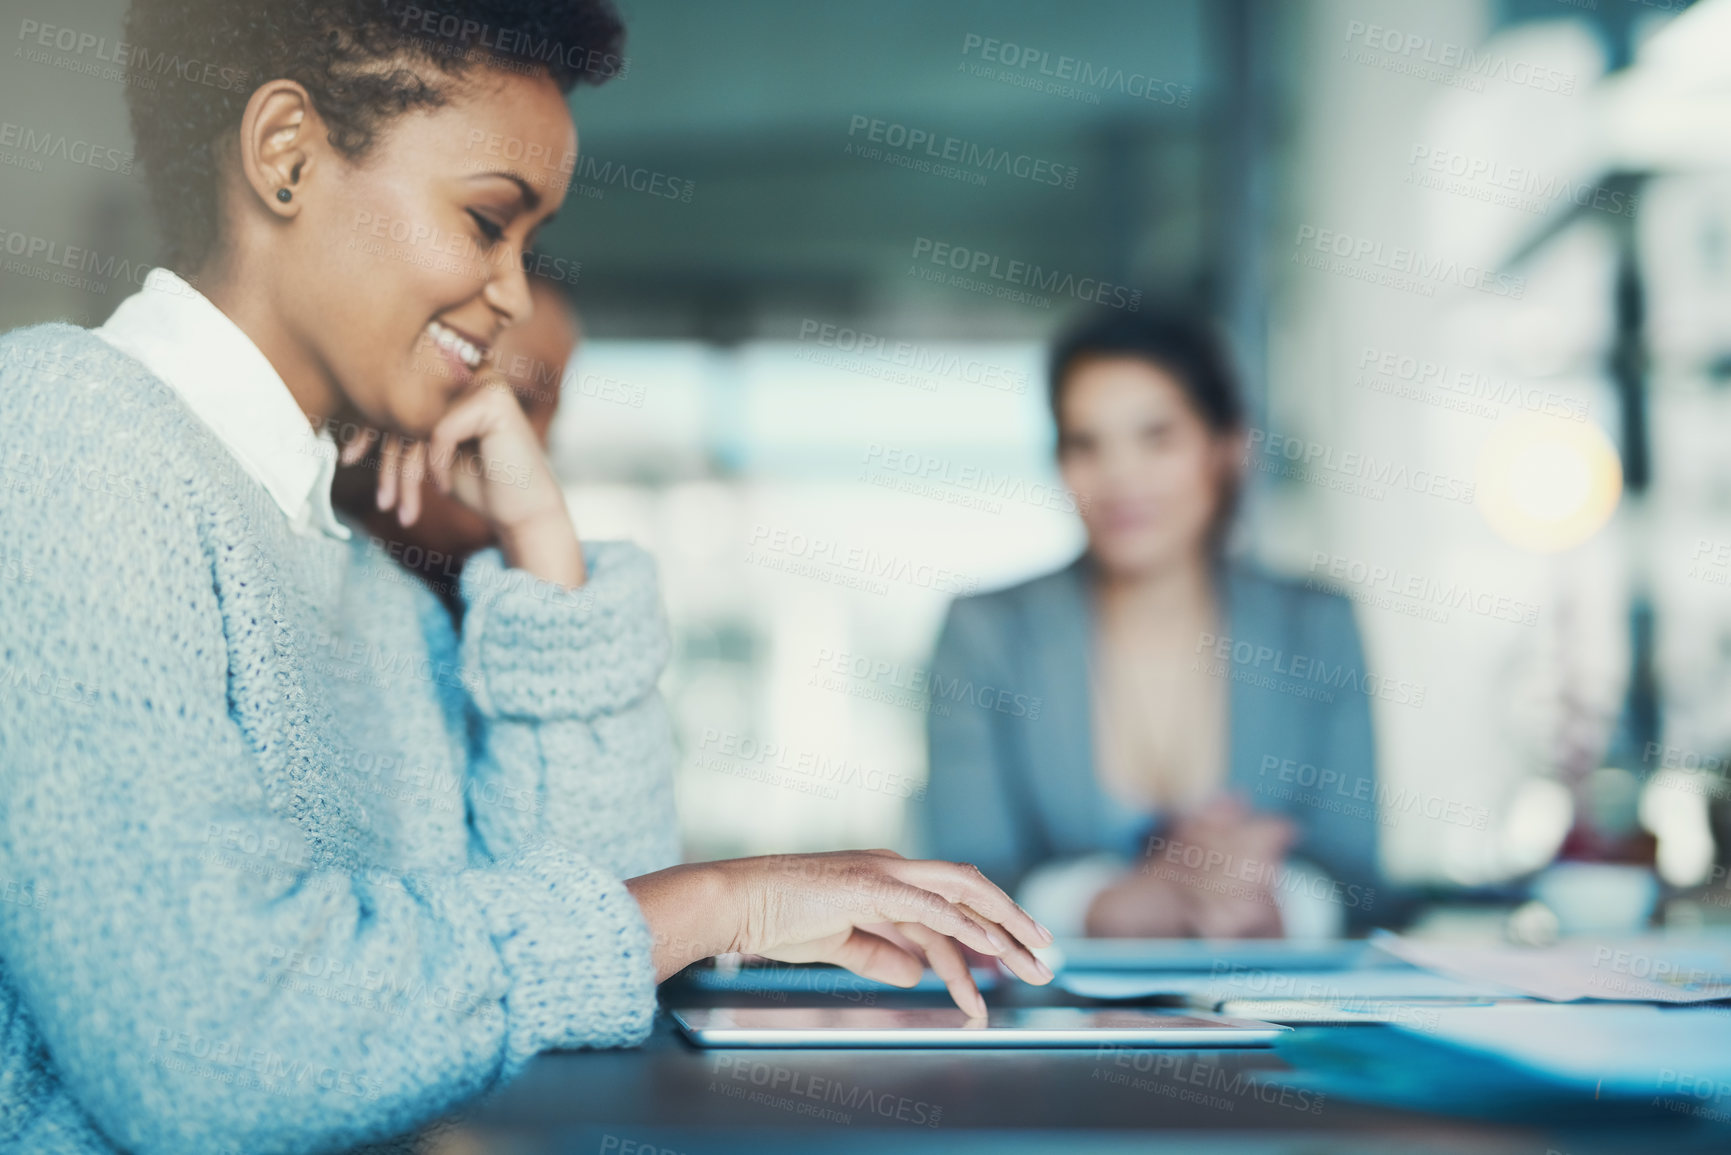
[{"xmin": 237, "ymin": 79, "xmax": 322, "ymax": 218}]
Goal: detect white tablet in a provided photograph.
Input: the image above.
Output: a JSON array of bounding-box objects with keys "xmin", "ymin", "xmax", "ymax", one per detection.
[{"xmin": 670, "ymin": 1006, "xmax": 1289, "ymax": 1048}]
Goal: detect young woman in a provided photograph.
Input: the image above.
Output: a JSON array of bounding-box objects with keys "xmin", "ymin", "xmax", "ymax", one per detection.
[
  {"xmin": 0, "ymin": 2, "xmax": 1051, "ymax": 1151},
  {"xmin": 919, "ymin": 311, "xmax": 1384, "ymax": 940}
]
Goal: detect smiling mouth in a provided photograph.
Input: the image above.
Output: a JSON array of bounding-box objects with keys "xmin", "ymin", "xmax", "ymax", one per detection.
[{"xmin": 425, "ymin": 318, "xmax": 487, "ymax": 370}]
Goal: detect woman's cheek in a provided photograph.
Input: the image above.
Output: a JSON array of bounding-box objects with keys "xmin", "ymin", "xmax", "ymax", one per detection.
[
  {"xmin": 361, "ymin": 338, "xmax": 430, "ymax": 437},
  {"xmin": 1171, "ymin": 470, "xmax": 1220, "ymax": 543},
  {"xmin": 402, "ymin": 375, "xmax": 453, "ymax": 438},
  {"xmin": 429, "ymin": 256, "xmax": 491, "ymax": 304},
  {"xmin": 1160, "ymin": 450, "xmax": 1212, "ymax": 506},
  {"xmin": 1059, "ymin": 463, "xmax": 1096, "ymax": 514}
]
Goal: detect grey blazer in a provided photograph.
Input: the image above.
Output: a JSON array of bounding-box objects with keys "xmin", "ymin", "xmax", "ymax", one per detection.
[{"xmin": 917, "ymin": 554, "xmax": 1385, "ymax": 929}]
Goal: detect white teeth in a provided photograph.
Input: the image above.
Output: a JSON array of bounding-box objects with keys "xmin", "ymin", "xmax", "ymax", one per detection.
[{"xmin": 427, "ymin": 319, "xmax": 483, "ymax": 369}]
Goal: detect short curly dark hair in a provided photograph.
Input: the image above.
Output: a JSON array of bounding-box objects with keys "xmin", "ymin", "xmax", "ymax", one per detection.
[{"xmin": 123, "ymin": 0, "xmax": 626, "ymax": 272}]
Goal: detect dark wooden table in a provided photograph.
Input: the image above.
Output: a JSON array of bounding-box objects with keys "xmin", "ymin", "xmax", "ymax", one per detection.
[{"xmin": 415, "ymin": 975, "xmax": 1730, "ymax": 1155}]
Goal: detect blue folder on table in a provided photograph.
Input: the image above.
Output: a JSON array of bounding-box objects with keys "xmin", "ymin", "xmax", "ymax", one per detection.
[{"xmin": 1277, "ymin": 1003, "xmax": 1731, "ymax": 1121}]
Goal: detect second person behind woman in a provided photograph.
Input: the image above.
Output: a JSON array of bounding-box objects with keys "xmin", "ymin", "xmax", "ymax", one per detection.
[{"xmin": 920, "ymin": 310, "xmax": 1385, "ymax": 940}]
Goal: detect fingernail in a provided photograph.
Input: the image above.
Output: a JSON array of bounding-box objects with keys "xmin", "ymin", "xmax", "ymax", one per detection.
[
  {"xmin": 1035, "ymin": 958, "xmax": 1054, "ymax": 981},
  {"xmin": 1036, "ymin": 921, "xmax": 1054, "ymax": 944}
]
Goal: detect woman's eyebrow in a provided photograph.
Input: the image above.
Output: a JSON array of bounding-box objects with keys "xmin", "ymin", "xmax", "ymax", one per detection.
[
  {"xmin": 467, "ymin": 170, "xmax": 542, "ymax": 212},
  {"xmin": 527, "ymin": 212, "xmax": 558, "ymax": 244}
]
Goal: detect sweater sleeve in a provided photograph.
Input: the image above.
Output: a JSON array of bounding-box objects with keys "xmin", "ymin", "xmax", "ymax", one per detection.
[
  {"xmin": 0, "ymin": 396, "xmax": 653, "ymax": 1155},
  {"xmin": 915, "ymin": 598, "xmax": 1042, "ymax": 895},
  {"xmin": 453, "ymin": 544, "xmax": 681, "ymax": 882}
]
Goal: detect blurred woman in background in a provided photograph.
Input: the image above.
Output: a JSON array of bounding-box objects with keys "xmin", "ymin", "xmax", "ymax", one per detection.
[{"xmin": 921, "ymin": 310, "xmax": 1384, "ymax": 940}]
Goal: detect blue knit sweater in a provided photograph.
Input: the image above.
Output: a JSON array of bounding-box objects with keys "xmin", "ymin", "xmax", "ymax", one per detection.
[{"xmin": 0, "ymin": 324, "xmax": 680, "ymax": 1154}]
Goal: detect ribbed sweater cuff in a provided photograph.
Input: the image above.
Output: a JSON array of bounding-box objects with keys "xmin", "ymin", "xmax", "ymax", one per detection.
[
  {"xmin": 459, "ymin": 541, "xmax": 671, "ymax": 720},
  {"xmin": 455, "ymin": 841, "xmax": 658, "ymax": 1078}
]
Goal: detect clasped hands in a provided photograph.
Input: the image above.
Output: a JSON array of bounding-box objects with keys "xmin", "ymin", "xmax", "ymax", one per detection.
[{"xmin": 1086, "ymin": 796, "xmax": 1295, "ymax": 938}]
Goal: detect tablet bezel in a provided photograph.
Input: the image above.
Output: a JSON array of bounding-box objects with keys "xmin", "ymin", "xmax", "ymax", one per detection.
[{"xmin": 670, "ymin": 1005, "xmax": 1290, "ymax": 1048}]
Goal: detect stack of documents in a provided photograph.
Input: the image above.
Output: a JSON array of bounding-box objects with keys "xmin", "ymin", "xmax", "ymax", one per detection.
[
  {"xmin": 1054, "ymin": 937, "xmax": 1529, "ymax": 1022},
  {"xmin": 1369, "ymin": 931, "xmax": 1731, "ymax": 1003},
  {"xmin": 1059, "ymin": 966, "xmax": 1528, "ymax": 1023},
  {"xmin": 1051, "ymin": 933, "xmax": 1731, "ymax": 1118},
  {"xmin": 1056, "ymin": 931, "xmax": 1731, "ymax": 1003}
]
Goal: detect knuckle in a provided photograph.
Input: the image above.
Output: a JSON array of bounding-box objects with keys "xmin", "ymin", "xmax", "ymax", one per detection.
[
  {"xmin": 836, "ymin": 864, "xmax": 881, "ymax": 903},
  {"xmin": 937, "ymin": 905, "xmax": 971, "ymax": 933},
  {"xmin": 948, "ymin": 862, "xmax": 987, "ymax": 891}
]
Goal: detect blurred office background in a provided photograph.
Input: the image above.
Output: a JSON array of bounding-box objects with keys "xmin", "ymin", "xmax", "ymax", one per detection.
[{"xmin": 4, "ymin": 0, "xmax": 1730, "ymax": 899}]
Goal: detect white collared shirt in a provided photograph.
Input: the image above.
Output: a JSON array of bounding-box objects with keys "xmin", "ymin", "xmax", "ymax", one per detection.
[{"xmin": 94, "ymin": 267, "xmax": 350, "ymax": 540}]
